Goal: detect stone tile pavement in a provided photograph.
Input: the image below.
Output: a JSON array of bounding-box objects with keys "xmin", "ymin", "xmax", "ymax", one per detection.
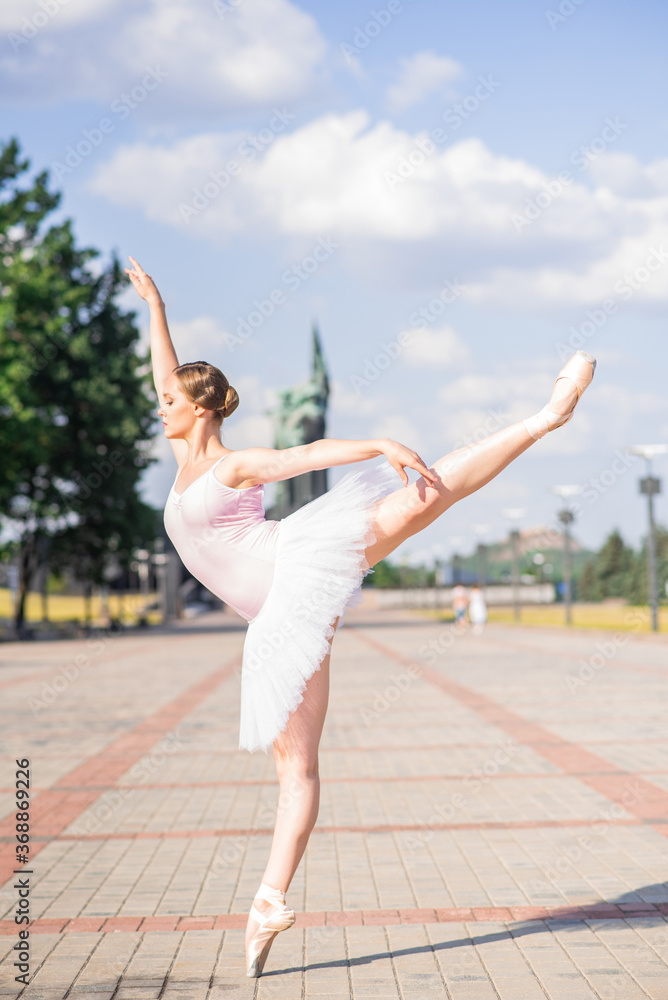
[{"xmin": 1, "ymin": 607, "xmax": 668, "ymax": 998}]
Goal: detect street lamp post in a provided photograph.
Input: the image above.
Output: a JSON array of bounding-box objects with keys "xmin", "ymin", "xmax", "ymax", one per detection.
[
  {"xmin": 432, "ymin": 544, "xmax": 445, "ymax": 610},
  {"xmin": 641, "ymin": 475, "xmax": 661, "ymax": 630},
  {"xmin": 551, "ymin": 485, "xmax": 582, "ymax": 626},
  {"xmin": 399, "ymin": 554, "xmax": 409, "ymax": 608},
  {"xmin": 446, "ymin": 535, "xmax": 465, "ymax": 588},
  {"xmin": 472, "ymin": 524, "xmax": 490, "ymax": 589},
  {"xmin": 153, "ymin": 538, "xmax": 168, "ymax": 625},
  {"xmin": 558, "ymin": 508, "xmax": 575, "ymax": 624},
  {"xmin": 533, "ymin": 552, "xmax": 545, "ymax": 584},
  {"xmin": 630, "ymin": 445, "xmax": 666, "ymax": 632},
  {"xmin": 476, "ymin": 543, "xmax": 487, "ymax": 588},
  {"xmin": 133, "ymin": 548, "xmax": 150, "ymax": 598},
  {"xmin": 503, "ymin": 509, "xmax": 526, "ymax": 622}
]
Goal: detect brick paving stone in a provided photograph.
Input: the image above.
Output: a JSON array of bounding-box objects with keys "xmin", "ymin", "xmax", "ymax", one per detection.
[
  {"xmin": 160, "ymin": 929, "xmax": 222, "ymax": 998},
  {"xmin": 512, "ymin": 922, "xmax": 602, "ymax": 999},
  {"xmin": 0, "ymin": 611, "xmax": 667, "ymax": 997},
  {"xmin": 66, "ymin": 930, "xmax": 139, "ymax": 996},
  {"xmin": 590, "ymin": 918, "xmax": 668, "ymax": 998},
  {"xmin": 0, "ymin": 933, "xmax": 60, "ymax": 998},
  {"xmin": 12, "ymin": 932, "xmax": 101, "ymax": 999},
  {"xmin": 361, "ymin": 909, "xmax": 400, "ymax": 926},
  {"xmin": 551, "ymin": 920, "xmax": 651, "ymax": 999},
  {"xmin": 304, "ymin": 925, "xmax": 351, "ymax": 996},
  {"xmin": 463, "ymin": 920, "xmax": 548, "ymax": 1000},
  {"xmin": 428, "ymin": 921, "xmax": 500, "ymax": 999},
  {"xmin": 114, "ymin": 930, "xmax": 182, "ymax": 999},
  {"xmin": 346, "ymin": 925, "xmax": 400, "ymax": 997},
  {"xmin": 64, "ymin": 917, "xmax": 105, "ymax": 932},
  {"xmin": 208, "ymin": 929, "xmax": 256, "ymax": 997},
  {"xmin": 386, "ymin": 923, "xmax": 446, "ymax": 996},
  {"xmin": 102, "ymin": 916, "xmax": 143, "ymax": 931}
]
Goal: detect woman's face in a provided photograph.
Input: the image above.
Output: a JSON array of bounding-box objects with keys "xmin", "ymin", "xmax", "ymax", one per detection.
[{"xmin": 158, "ymin": 373, "xmax": 198, "ymax": 438}]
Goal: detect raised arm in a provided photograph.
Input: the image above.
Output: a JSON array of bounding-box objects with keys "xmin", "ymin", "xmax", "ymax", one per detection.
[
  {"xmin": 229, "ymin": 438, "xmax": 439, "ymax": 488},
  {"xmin": 125, "ymin": 256, "xmax": 187, "ymax": 462},
  {"xmin": 125, "ymin": 256, "xmax": 178, "ymax": 403}
]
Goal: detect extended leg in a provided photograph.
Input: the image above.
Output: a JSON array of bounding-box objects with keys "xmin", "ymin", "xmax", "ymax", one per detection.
[
  {"xmin": 366, "ymin": 419, "xmax": 534, "ymax": 566},
  {"xmin": 365, "ymin": 351, "xmax": 596, "ymax": 567}
]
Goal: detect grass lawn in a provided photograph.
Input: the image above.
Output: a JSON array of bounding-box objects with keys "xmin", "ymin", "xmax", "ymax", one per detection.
[
  {"xmin": 2, "ymin": 588, "xmax": 666, "ymax": 634},
  {"xmin": 415, "ymin": 602, "xmax": 667, "ymax": 632},
  {"xmin": 0, "ymin": 588, "xmax": 162, "ymax": 626}
]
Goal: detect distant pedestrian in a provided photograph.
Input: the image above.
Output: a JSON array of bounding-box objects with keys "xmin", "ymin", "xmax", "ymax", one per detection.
[
  {"xmin": 452, "ymin": 584, "xmax": 469, "ymax": 626},
  {"xmin": 468, "ymin": 586, "xmax": 488, "ymax": 633}
]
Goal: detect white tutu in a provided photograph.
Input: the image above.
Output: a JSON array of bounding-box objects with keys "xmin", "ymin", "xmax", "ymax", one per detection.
[{"xmin": 239, "ymin": 458, "xmax": 401, "ymax": 753}]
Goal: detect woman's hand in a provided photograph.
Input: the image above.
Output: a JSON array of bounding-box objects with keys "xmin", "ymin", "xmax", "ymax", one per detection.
[
  {"xmin": 124, "ymin": 256, "xmax": 163, "ymax": 307},
  {"xmin": 380, "ymin": 439, "xmax": 439, "ymax": 488}
]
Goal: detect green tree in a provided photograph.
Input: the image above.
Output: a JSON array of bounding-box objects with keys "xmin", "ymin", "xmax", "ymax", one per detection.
[
  {"xmin": 578, "ymin": 557, "xmax": 601, "ymax": 601},
  {"xmin": 625, "ymin": 526, "xmax": 668, "ymax": 606},
  {"xmin": 363, "ymin": 558, "xmax": 402, "ymax": 588},
  {"xmin": 593, "ymin": 528, "xmax": 636, "ymax": 599},
  {"xmin": 0, "ymin": 137, "xmax": 158, "ymax": 633}
]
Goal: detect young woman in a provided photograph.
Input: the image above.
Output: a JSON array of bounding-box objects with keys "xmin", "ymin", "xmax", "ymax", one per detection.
[{"xmin": 126, "ymin": 256, "xmax": 596, "ymax": 977}]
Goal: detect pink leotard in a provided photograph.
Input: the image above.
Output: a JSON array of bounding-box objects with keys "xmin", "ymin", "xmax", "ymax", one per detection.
[{"xmin": 163, "ymin": 455, "xmax": 281, "ymax": 622}]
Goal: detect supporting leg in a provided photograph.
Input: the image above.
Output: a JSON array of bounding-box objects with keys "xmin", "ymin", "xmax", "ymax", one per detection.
[
  {"xmin": 263, "ymin": 651, "xmax": 331, "ymax": 890},
  {"xmin": 245, "ymin": 620, "xmax": 337, "ymax": 959}
]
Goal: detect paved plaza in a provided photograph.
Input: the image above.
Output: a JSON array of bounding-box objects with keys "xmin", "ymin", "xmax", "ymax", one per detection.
[{"xmin": 1, "ymin": 606, "xmax": 668, "ymax": 999}]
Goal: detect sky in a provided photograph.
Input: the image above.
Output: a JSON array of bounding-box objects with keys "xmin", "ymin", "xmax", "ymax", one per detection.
[{"xmin": 4, "ymin": 0, "xmax": 668, "ymax": 567}]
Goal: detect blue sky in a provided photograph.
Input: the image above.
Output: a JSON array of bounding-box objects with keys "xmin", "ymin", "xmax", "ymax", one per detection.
[{"xmin": 4, "ymin": 0, "xmax": 668, "ymax": 565}]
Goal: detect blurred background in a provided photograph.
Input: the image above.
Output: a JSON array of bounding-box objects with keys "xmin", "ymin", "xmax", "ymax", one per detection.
[{"xmin": 1, "ymin": 0, "xmax": 667, "ymax": 635}]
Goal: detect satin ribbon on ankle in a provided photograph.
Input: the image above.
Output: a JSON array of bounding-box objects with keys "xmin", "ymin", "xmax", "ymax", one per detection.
[{"xmin": 256, "ymin": 883, "xmax": 288, "ymax": 906}]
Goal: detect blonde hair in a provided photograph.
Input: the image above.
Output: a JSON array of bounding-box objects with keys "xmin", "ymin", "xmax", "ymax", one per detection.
[{"xmin": 173, "ymin": 361, "xmax": 239, "ymax": 424}]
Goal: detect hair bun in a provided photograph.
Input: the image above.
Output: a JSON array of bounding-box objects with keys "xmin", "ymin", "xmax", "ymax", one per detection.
[
  {"xmin": 173, "ymin": 362, "xmax": 240, "ymax": 425},
  {"xmin": 222, "ymin": 385, "xmax": 239, "ymax": 419}
]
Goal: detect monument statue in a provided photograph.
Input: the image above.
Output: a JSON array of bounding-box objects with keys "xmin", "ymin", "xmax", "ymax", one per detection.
[{"xmin": 265, "ymin": 325, "xmax": 330, "ymax": 520}]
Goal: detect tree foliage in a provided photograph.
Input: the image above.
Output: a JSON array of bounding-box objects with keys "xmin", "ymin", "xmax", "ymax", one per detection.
[
  {"xmin": 578, "ymin": 526, "xmax": 667, "ymax": 604},
  {"xmin": 0, "ymin": 137, "xmax": 158, "ymax": 631}
]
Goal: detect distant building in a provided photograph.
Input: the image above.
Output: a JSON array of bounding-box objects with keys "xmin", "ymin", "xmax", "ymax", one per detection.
[
  {"xmin": 495, "ymin": 524, "xmax": 587, "ymax": 558},
  {"xmin": 265, "ymin": 324, "xmax": 330, "ymax": 520}
]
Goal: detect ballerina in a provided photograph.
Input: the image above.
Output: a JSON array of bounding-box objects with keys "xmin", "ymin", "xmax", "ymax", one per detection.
[{"xmin": 126, "ymin": 255, "xmax": 596, "ymax": 977}]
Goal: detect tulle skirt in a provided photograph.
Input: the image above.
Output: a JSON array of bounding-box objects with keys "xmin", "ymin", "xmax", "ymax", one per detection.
[{"xmin": 239, "ymin": 459, "xmax": 401, "ymax": 753}]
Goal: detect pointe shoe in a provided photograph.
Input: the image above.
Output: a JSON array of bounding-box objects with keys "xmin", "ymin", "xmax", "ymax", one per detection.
[
  {"xmin": 523, "ymin": 350, "xmax": 596, "ymax": 441},
  {"xmin": 245, "ymin": 883, "xmax": 295, "ymax": 978}
]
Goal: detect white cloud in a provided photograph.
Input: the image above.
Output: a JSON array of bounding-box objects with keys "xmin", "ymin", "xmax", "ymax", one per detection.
[
  {"xmin": 89, "ymin": 112, "xmax": 668, "ymax": 307},
  {"xmin": 0, "ymin": 0, "xmax": 118, "ymax": 32},
  {"xmin": 168, "ymin": 315, "xmax": 235, "ymax": 365},
  {"xmin": 330, "ymin": 380, "xmax": 389, "ymax": 418},
  {"xmin": 435, "ymin": 365, "xmax": 668, "ymax": 463},
  {"xmin": 387, "ymin": 51, "xmax": 462, "ymax": 112},
  {"xmin": 222, "ymin": 411, "xmax": 275, "ymax": 450},
  {"xmin": 88, "ymin": 114, "xmax": 554, "ymax": 239},
  {"xmin": 438, "ymin": 373, "xmax": 515, "ymax": 411},
  {"xmin": 434, "ymin": 366, "xmax": 590, "ymax": 455},
  {"xmin": 402, "ymin": 325, "xmax": 470, "ymax": 369},
  {"xmin": 589, "ymin": 151, "xmax": 668, "ymax": 199},
  {"xmin": 368, "ymin": 414, "xmax": 424, "ymax": 451},
  {"xmin": 1, "ymin": 0, "xmax": 326, "ymax": 114}
]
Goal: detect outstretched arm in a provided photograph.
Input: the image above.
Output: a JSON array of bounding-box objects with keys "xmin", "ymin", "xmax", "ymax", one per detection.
[
  {"xmin": 125, "ymin": 256, "xmax": 178, "ymax": 404},
  {"xmin": 230, "ymin": 439, "xmax": 439, "ymax": 488}
]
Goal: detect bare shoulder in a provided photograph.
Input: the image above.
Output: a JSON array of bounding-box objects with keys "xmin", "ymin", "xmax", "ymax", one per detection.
[{"xmin": 213, "ymin": 447, "xmax": 278, "ymax": 490}]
